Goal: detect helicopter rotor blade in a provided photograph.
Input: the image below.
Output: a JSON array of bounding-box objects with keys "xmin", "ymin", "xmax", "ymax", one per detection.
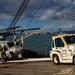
[
  {"xmin": 17, "ymin": 28, "xmax": 41, "ymax": 32},
  {"xmin": 0, "ymin": 26, "xmax": 21, "ymax": 31}
]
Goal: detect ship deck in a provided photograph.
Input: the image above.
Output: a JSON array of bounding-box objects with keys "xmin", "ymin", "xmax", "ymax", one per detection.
[{"xmin": 0, "ymin": 58, "xmax": 75, "ymax": 75}]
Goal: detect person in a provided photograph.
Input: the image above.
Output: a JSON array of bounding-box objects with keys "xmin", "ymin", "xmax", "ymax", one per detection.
[
  {"xmin": 0, "ymin": 45, "xmax": 3, "ymax": 51},
  {"xmin": 1, "ymin": 45, "xmax": 8, "ymax": 62},
  {"xmin": 3, "ymin": 45, "xmax": 11, "ymax": 58},
  {"xmin": 3, "ymin": 45, "xmax": 8, "ymax": 52}
]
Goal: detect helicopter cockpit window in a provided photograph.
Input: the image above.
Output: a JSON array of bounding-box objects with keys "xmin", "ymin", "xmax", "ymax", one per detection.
[
  {"xmin": 7, "ymin": 42, "xmax": 14, "ymax": 48},
  {"xmin": 0, "ymin": 38, "xmax": 6, "ymax": 41}
]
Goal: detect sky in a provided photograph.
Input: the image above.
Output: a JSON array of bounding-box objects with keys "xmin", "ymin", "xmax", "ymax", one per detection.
[{"xmin": 0, "ymin": 0, "xmax": 75, "ymax": 32}]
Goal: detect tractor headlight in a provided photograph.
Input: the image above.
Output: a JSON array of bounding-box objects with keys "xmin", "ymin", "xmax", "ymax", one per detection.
[
  {"xmin": 69, "ymin": 46, "xmax": 74, "ymax": 50},
  {"xmin": 62, "ymin": 50, "xmax": 66, "ymax": 54},
  {"xmin": 71, "ymin": 50, "xmax": 75, "ymax": 55}
]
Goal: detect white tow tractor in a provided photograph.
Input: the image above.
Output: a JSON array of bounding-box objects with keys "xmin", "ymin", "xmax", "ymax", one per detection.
[{"xmin": 50, "ymin": 34, "xmax": 75, "ymax": 64}]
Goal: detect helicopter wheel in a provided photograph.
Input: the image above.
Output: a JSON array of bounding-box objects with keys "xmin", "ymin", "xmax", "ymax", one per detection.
[{"xmin": 0, "ymin": 58, "xmax": 6, "ymax": 64}]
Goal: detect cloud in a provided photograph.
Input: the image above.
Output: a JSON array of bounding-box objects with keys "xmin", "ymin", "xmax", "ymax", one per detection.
[
  {"xmin": 47, "ymin": 20, "xmax": 75, "ymax": 32},
  {"xmin": 57, "ymin": 21, "xmax": 75, "ymax": 30},
  {"xmin": 38, "ymin": 8, "xmax": 57, "ymax": 20},
  {"xmin": 0, "ymin": 0, "xmax": 75, "ymax": 20},
  {"xmin": 0, "ymin": 0, "xmax": 23, "ymax": 18},
  {"xmin": 0, "ymin": 13, "xmax": 13, "ymax": 19},
  {"xmin": 0, "ymin": 25, "xmax": 5, "ymax": 30},
  {"xmin": 0, "ymin": 0, "xmax": 75, "ymax": 31},
  {"xmin": 31, "ymin": 0, "xmax": 75, "ymax": 20},
  {"xmin": 55, "ymin": 0, "xmax": 75, "ymax": 5}
]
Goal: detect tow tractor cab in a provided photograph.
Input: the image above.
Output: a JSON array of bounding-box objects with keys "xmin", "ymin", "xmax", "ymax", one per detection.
[
  {"xmin": 0, "ymin": 36, "xmax": 24, "ymax": 63},
  {"xmin": 50, "ymin": 34, "xmax": 75, "ymax": 64}
]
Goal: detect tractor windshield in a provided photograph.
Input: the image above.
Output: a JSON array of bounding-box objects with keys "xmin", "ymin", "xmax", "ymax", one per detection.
[{"xmin": 64, "ymin": 35, "xmax": 75, "ymax": 44}]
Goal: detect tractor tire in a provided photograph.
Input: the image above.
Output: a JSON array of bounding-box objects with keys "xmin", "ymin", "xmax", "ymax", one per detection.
[
  {"xmin": 73, "ymin": 56, "xmax": 75, "ymax": 64},
  {"xmin": 53, "ymin": 55, "xmax": 60, "ymax": 65}
]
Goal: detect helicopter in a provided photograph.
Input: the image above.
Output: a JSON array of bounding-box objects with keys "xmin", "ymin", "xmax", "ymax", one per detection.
[
  {"xmin": 0, "ymin": 26, "xmax": 41, "ymax": 63},
  {"xmin": 0, "ymin": 26, "xmax": 24, "ymax": 63}
]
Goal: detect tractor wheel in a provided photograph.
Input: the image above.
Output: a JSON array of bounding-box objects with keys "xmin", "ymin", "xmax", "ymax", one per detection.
[
  {"xmin": 73, "ymin": 56, "xmax": 75, "ymax": 64},
  {"xmin": 53, "ymin": 55, "xmax": 60, "ymax": 65}
]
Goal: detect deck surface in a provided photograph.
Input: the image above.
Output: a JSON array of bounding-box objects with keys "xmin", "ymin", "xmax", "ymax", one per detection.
[{"xmin": 0, "ymin": 58, "xmax": 75, "ymax": 75}]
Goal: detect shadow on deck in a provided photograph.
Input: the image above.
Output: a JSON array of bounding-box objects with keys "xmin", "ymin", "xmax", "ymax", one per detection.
[{"xmin": 23, "ymin": 49, "xmax": 49, "ymax": 58}]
